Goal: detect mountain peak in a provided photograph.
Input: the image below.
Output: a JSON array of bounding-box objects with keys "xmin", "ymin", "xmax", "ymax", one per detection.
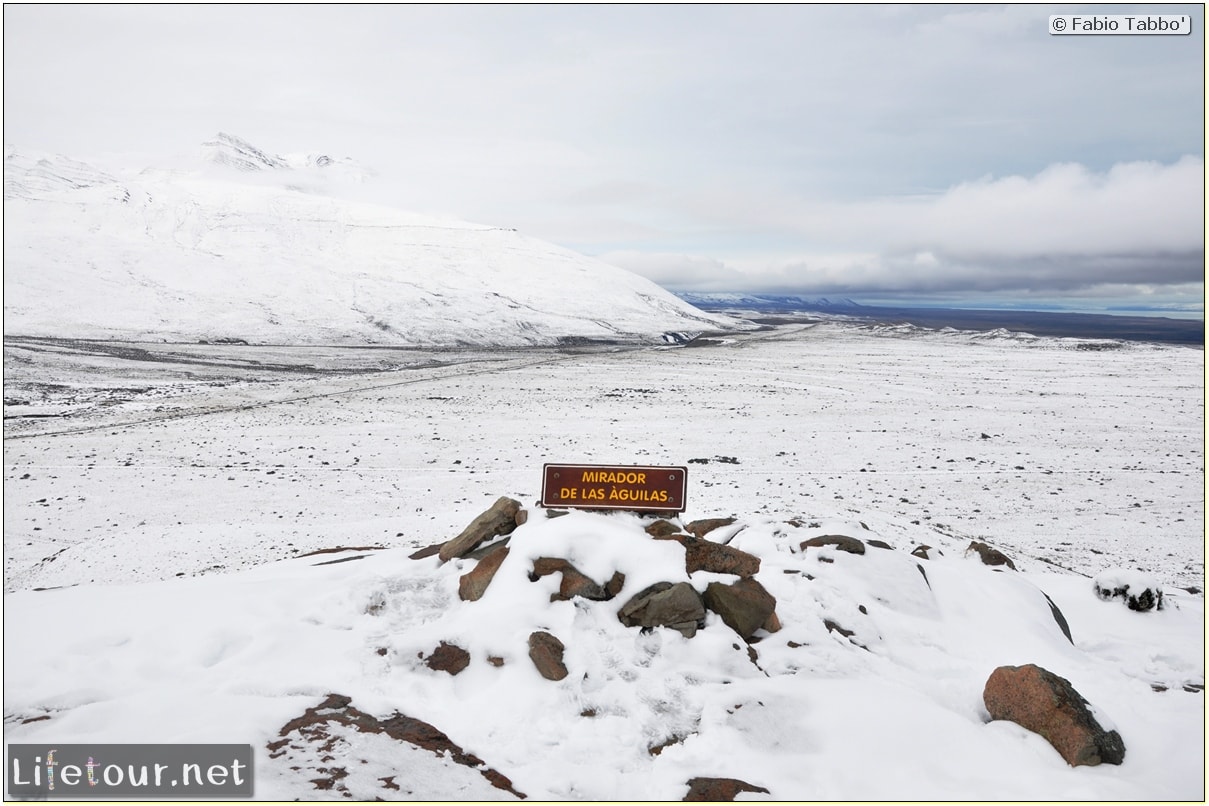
[{"xmin": 202, "ymin": 132, "xmax": 289, "ymax": 172}]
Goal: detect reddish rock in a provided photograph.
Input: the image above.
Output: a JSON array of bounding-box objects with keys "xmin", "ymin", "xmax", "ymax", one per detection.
[
  {"xmin": 604, "ymin": 570, "xmax": 626, "ymax": 599},
  {"xmin": 408, "ymin": 543, "xmax": 442, "ymax": 560},
  {"xmin": 983, "ymin": 664, "xmax": 1125, "ymax": 766},
  {"xmin": 424, "ymin": 642, "xmax": 470, "ymax": 675},
  {"xmin": 800, "ymin": 535, "xmax": 866, "ymax": 555},
  {"xmin": 910, "ymin": 544, "xmax": 933, "ymax": 560},
  {"xmin": 684, "ymin": 517, "xmax": 737, "ymax": 539},
  {"xmin": 703, "ymin": 578, "xmax": 777, "ymax": 641},
  {"xmin": 966, "ymin": 540, "xmax": 1017, "ymax": 570},
  {"xmin": 644, "ymin": 519, "xmax": 683, "ymax": 538},
  {"xmin": 530, "ymin": 557, "xmax": 610, "ymax": 601},
  {"xmin": 762, "ymin": 610, "xmax": 782, "ymax": 633},
  {"xmin": 438, "ymin": 496, "xmax": 521, "ymax": 562},
  {"xmin": 528, "ymin": 631, "xmax": 569, "ymax": 681},
  {"xmin": 458, "ymin": 544, "xmax": 510, "ymax": 602},
  {"xmin": 683, "ymin": 537, "xmax": 761, "ymax": 578},
  {"xmin": 683, "ymin": 777, "xmax": 770, "ymax": 801}
]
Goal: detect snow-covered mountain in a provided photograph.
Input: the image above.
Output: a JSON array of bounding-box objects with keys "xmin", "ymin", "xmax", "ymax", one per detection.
[{"xmin": 3, "ymin": 136, "xmax": 732, "ymax": 346}]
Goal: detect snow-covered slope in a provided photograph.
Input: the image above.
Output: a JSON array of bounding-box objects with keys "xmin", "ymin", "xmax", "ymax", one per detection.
[
  {"xmin": 4, "ymin": 321, "xmax": 1202, "ymax": 800},
  {"xmin": 3, "ymin": 136, "xmax": 731, "ymax": 346}
]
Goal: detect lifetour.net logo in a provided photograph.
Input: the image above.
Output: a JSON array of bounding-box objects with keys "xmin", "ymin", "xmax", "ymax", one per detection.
[{"xmin": 6, "ymin": 744, "xmax": 253, "ymax": 799}]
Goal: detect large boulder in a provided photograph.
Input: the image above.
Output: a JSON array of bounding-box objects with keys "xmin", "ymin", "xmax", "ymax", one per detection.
[
  {"xmin": 617, "ymin": 582, "xmax": 706, "ymax": 638},
  {"xmin": 438, "ymin": 497, "xmax": 521, "ymax": 562},
  {"xmin": 703, "ymin": 578, "xmax": 777, "ymax": 641},
  {"xmin": 983, "ymin": 664, "xmax": 1125, "ymax": 766}
]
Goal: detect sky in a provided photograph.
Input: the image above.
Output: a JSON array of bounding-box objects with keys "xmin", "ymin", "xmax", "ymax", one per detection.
[{"xmin": 3, "ymin": 4, "xmax": 1205, "ymax": 315}]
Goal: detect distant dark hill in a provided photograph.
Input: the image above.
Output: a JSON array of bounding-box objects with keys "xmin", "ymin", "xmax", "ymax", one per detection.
[{"xmin": 676, "ymin": 295, "xmax": 1204, "ymax": 346}]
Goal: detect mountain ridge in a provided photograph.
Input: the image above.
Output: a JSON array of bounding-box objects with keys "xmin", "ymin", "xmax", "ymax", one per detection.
[{"xmin": 4, "ymin": 137, "xmax": 735, "ymax": 346}]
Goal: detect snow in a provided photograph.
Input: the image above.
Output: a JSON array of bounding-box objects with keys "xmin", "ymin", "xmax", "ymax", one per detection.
[
  {"xmin": 3, "ymin": 139, "xmax": 734, "ymax": 346},
  {"xmin": 3, "ymin": 321, "xmax": 1203, "ymax": 800}
]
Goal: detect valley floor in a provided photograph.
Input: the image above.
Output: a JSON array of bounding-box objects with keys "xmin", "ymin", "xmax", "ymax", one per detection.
[{"xmin": 5, "ymin": 321, "xmax": 1203, "ymax": 591}]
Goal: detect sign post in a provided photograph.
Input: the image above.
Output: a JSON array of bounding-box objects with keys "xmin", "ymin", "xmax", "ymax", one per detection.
[{"xmin": 541, "ymin": 464, "xmax": 688, "ymax": 513}]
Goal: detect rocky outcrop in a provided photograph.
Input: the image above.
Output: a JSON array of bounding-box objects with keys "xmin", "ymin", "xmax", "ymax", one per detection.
[
  {"xmin": 683, "ymin": 777, "xmax": 770, "ymax": 801},
  {"xmin": 800, "ymin": 535, "xmax": 866, "ymax": 555},
  {"xmin": 983, "ymin": 664, "xmax": 1125, "ymax": 766},
  {"xmin": 528, "ymin": 631, "xmax": 569, "ymax": 681},
  {"xmin": 703, "ymin": 578, "xmax": 778, "ymax": 641},
  {"xmin": 269, "ymin": 693, "xmax": 526, "ymax": 798},
  {"xmin": 439, "ymin": 497, "xmax": 522, "ymax": 562},
  {"xmin": 617, "ymin": 582, "xmax": 706, "ymax": 638},
  {"xmin": 965, "ymin": 540, "xmax": 1016, "ymax": 570}
]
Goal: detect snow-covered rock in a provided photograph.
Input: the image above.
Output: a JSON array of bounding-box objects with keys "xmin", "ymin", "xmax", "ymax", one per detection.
[{"xmin": 1094, "ymin": 567, "xmax": 1165, "ymax": 611}]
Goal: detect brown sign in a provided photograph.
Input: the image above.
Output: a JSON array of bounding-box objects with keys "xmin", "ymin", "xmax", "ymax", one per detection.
[{"xmin": 541, "ymin": 464, "xmax": 688, "ymax": 512}]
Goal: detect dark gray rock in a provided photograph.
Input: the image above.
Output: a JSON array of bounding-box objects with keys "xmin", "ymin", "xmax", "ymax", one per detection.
[
  {"xmin": 618, "ymin": 582, "xmax": 706, "ymax": 638},
  {"xmin": 1042, "ymin": 591, "xmax": 1074, "ymax": 643},
  {"xmin": 703, "ymin": 578, "xmax": 777, "ymax": 641}
]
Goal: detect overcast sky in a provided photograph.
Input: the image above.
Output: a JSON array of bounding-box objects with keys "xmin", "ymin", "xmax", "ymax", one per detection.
[{"xmin": 4, "ymin": 4, "xmax": 1204, "ymax": 313}]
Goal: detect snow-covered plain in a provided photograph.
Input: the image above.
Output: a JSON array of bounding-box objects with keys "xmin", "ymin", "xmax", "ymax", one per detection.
[{"xmin": 3, "ymin": 321, "xmax": 1204, "ymax": 800}]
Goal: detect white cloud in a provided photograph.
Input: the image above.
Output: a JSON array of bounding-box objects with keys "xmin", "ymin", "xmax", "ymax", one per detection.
[{"xmin": 604, "ymin": 157, "xmax": 1204, "ymax": 299}]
